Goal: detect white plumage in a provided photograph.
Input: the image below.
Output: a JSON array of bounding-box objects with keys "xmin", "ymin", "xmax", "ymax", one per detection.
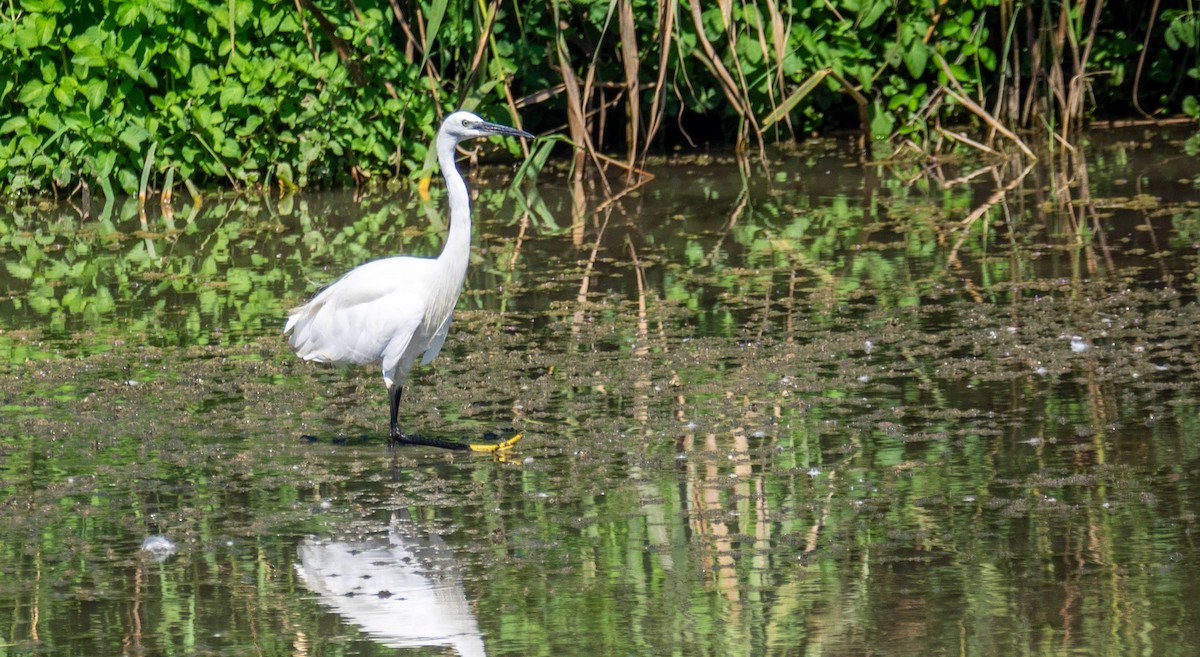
[
  {"xmin": 295, "ymin": 512, "xmax": 486, "ymax": 656},
  {"xmin": 286, "ymin": 256, "xmax": 452, "ymax": 385},
  {"xmin": 285, "ymin": 110, "xmax": 533, "ymax": 444}
]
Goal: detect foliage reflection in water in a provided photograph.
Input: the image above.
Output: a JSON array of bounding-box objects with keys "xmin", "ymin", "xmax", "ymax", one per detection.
[{"xmin": 2, "ymin": 129, "xmax": 1200, "ymax": 655}]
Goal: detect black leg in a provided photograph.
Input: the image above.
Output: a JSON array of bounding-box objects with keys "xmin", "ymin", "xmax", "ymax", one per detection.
[
  {"xmin": 378, "ymin": 383, "xmax": 521, "ymax": 452},
  {"xmin": 387, "ymin": 384, "xmax": 404, "ymax": 445}
]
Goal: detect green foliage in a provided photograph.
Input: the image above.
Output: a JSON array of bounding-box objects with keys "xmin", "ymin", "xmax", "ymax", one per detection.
[
  {"xmin": 1161, "ymin": 9, "xmax": 1200, "ymax": 118},
  {"xmin": 0, "ymin": 0, "xmax": 446, "ymax": 196},
  {"xmin": 1, "ymin": 1, "xmax": 1197, "ymax": 196}
]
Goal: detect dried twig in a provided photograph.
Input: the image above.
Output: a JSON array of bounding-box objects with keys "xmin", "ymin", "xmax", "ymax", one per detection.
[
  {"xmin": 641, "ymin": 0, "xmax": 677, "ymax": 164},
  {"xmin": 936, "ymin": 54, "xmax": 1036, "ymax": 160},
  {"xmin": 617, "ymin": 0, "xmax": 640, "ymax": 179}
]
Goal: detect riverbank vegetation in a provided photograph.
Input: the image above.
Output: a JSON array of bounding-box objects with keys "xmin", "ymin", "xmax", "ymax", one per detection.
[{"xmin": 1, "ymin": 0, "xmax": 1196, "ymax": 198}]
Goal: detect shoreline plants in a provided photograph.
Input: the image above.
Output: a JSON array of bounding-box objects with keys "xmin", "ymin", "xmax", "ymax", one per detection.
[{"xmin": 0, "ymin": 0, "xmax": 1197, "ymax": 198}]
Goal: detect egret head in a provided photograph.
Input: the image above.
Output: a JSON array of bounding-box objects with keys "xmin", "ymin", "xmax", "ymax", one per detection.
[{"xmin": 439, "ymin": 110, "xmax": 534, "ymax": 143}]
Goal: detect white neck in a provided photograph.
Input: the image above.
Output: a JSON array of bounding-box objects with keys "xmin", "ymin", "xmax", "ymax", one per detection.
[{"xmin": 436, "ymin": 132, "xmax": 472, "ymax": 274}]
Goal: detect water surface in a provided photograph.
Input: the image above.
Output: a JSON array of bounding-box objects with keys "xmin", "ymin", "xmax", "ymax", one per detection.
[{"xmin": 2, "ymin": 129, "xmax": 1200, "ymax": 655}]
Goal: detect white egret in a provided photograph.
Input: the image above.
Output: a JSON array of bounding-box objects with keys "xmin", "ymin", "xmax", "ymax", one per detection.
[{"xmin": 285, "ymin": 110, "xmax": 533, "ymax": 449}]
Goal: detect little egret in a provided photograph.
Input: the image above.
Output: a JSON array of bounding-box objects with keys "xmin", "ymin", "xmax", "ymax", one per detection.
[{"xmin": 285, "ymin": 110, "xmax": 533, "ymax": 449}]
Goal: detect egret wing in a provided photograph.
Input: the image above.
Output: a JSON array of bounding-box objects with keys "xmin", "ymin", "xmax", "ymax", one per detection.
[{"xmin": 286, "ymin": 257, "xmax": 431, "ymax": 367}]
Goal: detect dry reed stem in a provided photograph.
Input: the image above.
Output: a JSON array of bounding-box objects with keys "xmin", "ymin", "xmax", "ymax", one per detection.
[
  {"xmin": 825, "ymin": 69, "xmax": 871, "ymax": 153},
  {"xmin": 512, "ymin": 84, "xmax": 568, "ymax": 109},
  {"xmin": 1067, "ymin": 0, "xmax": 1105, "ymax": 128},
  {"xmin": 577, "ymin": 11, "xmax": 616, "ymax": 195},
  {"xmin": 641, "ymin": 0, "xmax": 677, "ymax": 165},
  {"xmin": 944, "ymin": 85, "xmax": 1034, "ymax": 160},
  {"xmin": 555, "ymin": 37, "xmax": 592, "ymax": 180},
  {"xmin": 761, "ymin": 68, "xmax": 829, "ymax": 127},
  {"xmin": 413, "ymin": 9, "xmax": 443, "ymax": 109},
  {"xmin": 461, "ymin": 0, "xmax": 500, "ymax": 96},
  {"xmin": 764, "ymin": 0, "xmax": 791, "ymax": 136},
  {"xmin": 719, "ymin": 5, "xmax": 767, "ymax": 159},
  {"xmin": 381, "ymin": 0, "xmax": 418, "ymax": 62},
  {"xmin": 685, "ymin": 0, "xmax": 752, "ymax": 144},
  {"xmin": 291, "ymin": 0, "xmax": 318, "ymax": 62},
  {"xmin": 937, "ymin": 127, "xmax": 999, "ymax": 156},
  {"xmin": 1060, "ymin": 1, "xmax": 1083, "ymax": 128},
  {"xmin": 1132, "ymin": 0, "xmax": 1162, "ymax": 119},
  {"xmin": 554, "ymin": 39, "xmax": 614, "ymax": 197},
  {"xmin": 501, "ymin": 81, "xmax": 530, "ymax": 159},
  {"xmin": 935, "ymin": 54, "xmax": 1035, "ymax": 160},
  {"xmin": 617, "ymin": 0, "xmax": 641, "ymax": 179}
]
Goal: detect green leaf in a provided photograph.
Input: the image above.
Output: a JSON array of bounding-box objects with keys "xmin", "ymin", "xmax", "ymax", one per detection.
[
  {"xmin": 71, "ymin": 49, "xmax": 106, "ymax": 68},
  {"xmin": 275, "ymin": 161, "xmax": 295, "ymax": 188},
  {"xmin": 416, "ymin": 0, "xmax": 449, "ymax": 84},
  {"xmin": 261, "ymin": 8, "xmax": 283, "ymax": 35},
  {"xmin": 977, "ymin": 45, "xmax": 997, "ymax": 72},
  {"xmin": 1183, "ymin": 95, "xmax": 1199, "ymax": 118},
  {"xmin": 117, "ymin": 167, "xmax": 139, "ymax": 194},
  {"xmin": 191, "ymin": 64, "xmax": 212, "ymax": 95},
  {"xmin": 938, "ymin": 62, "xmax": 969, "ymax": 85},
  {"xmin": 38, "ymin": 56, "xmax": 58, "ymax": 83},
  {"xmin": 5, "ymin": 261, "xmax": 33, "ymax": 279},
  {"xmin": 18, "ymin": 79, "xmax": 52, "ymax": 106},
  {"xmin": 860, "ymin": 0, "xmax": 888, "ymax": 29},
  {"xmin": 18, "ymin": 0, "xmax": 67, "ymax": 12},
  {"xmin": 52, "ymin": 157, "xmax": 71, "ymax": 185},
  {"xmin": 35, "ymin": 14, "xmax": 57, "ymax": 45},
  {"xmin": 869, "ymin": 103, "xmax": 895, "ymax": 140},
  {"xmin": 0, "ymin": 116, "xmax": 29, "ymax": 135},
  {"xmin": 235, "ymin": 114, "xmax": 263, "ymax": 137},
  {"xmin": 219, "ymin": 81, "xmax": 245, "ymax": 108},
  {"xmin": 193, "ymin": 105, "xmax": 214, "ymax": 129},
  {"xmin": 14, "ymin": 18, "xmax": 40, "ymax": 49},
  {"xmin": 94, "ymin": 150, "xmax": 116, "ymax": 177},
  {"xmin": 1165, "ymin": 24, "xmax": 1180, "ymax": 50},
  {"xmin": 33, "ymin": 111, "xmax": 60, "ymax": 130},
  {"xmin": 68, "ymin": 25, "xmax": 107, "ymax": 68},
  {"xmin": 115, "ymin": 53, "xmax": 139, "ymax": 80},
  {"xmin": 119, "ymin": 123, "xmax": 151, "ymax": 151},
  {"xmin": 1166, "ymin": 16, "xmax": 1197, "ymax": 50},
  {"xmin": 52, "ymin": 82, "xmax": 75, "ymax": 106},
  {"xmin": 62, "ymin": 111, "xmax": 92, "ymax": 130},
  {"xmin": 82, "ymin": 79, "xmax": 107, "ymax": 109},
  {"xmin": 174, "ymin": 43, "xmax": 191, "ymax": 75},
  {"xmin": 904, "ymin": 43, "xmax": 928, "ymax": 78},
  {"xmin": 114, "ymin": 2, "xmax": 142, "ymax": 25},
  {"xmin": 71, "ymin": 25, "xmax": 105, "ymax": 47}
]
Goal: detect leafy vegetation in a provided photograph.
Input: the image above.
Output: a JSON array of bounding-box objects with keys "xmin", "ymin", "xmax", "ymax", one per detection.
[{"xmin": 1, "ymin": 0, "xmax": 1197, "ymax": 197}]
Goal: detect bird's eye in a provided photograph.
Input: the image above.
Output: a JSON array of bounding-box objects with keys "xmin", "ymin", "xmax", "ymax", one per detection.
[{"xmin": 461, "ymin": 119, "xmax": 470, "ymax": 127}]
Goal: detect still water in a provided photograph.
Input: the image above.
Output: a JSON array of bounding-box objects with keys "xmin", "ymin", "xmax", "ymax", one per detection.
[{"xmin": 2, "ymin": 129, "xmax": 1200, "ymax": 655}]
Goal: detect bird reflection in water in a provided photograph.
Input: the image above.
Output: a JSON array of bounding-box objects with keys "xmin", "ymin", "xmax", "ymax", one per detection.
[{"xmin": 295, "ymin": 511, "xmax": 487, "ymax": 657}]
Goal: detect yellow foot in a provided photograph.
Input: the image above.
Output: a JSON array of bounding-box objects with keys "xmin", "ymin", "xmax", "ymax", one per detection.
[{"xmin": 467, "ymin": 432, "xmax": 523, "ymax": 453}]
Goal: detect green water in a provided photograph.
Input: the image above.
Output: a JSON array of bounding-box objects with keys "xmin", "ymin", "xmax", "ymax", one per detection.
[{"xmin": 2, "ymin": 130, "xmax": 1200, "ymax": 656}]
